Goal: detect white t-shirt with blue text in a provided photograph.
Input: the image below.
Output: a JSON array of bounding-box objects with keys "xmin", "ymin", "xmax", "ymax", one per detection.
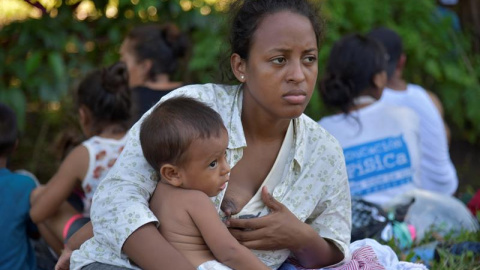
[
  {"xmin": 319, "ymin": 102, "xmax": 421, "ymax": 206},
  {"xmin": 381, "ymin": 84, "xmax": 458, "ymax": 195}
]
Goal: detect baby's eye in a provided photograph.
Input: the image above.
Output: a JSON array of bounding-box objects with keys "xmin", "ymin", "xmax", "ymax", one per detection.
[
  {"xmin": 272, "ymin": 57, "xmax": 286, "ymax": 65},
  {"xmin": 209, "ymin": 160, "xmax": 218, "ymax": 168}
]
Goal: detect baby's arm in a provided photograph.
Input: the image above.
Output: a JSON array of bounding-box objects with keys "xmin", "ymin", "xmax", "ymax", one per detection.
[{"xmin": 187, "ymin": 191, "xmax": 270, "ymax": 270}]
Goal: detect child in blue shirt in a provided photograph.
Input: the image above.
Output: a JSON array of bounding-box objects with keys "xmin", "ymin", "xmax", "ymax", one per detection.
[{"xmin": 0, "ymin": 103, "xmax": 38, "ymax": 270}]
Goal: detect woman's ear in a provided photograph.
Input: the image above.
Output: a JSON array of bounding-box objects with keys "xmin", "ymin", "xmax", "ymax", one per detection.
[
  {"xmin": 372, "ymin": 71, "xmax": 387, "ymax": 100},
  {"xmin": 78, "ymin": 106, "xmax": 91, "ymax": 136},
  {"xmin": 160, "ymin": 164, "xmax": 183, "ymax": 187},
  {"xmin": 230, "ymin": 53, "xmax": 247, "ymax": 83},
  {"xmin": 397, "ymin": 53, "xmax": 407, "ymax": 70},
  {"xmin": 373, "ymin": 71, "xmax": 387, "ymax": 89}
]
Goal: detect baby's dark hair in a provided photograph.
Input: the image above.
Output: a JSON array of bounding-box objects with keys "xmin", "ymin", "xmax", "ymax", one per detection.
[
  {"xmin": 320, "ymin": 34, "xmax": 387, "ymax": 114},
  {"xmin": 221, "ymin": 0, "xmax": 322, "ymax": 81},
  {"xmin": 140, "ymin": 96, "xmax": 226, "ymax": 172},
  {"xmin": 76, "ymin": 62, "xmax": 132, "ymax": 135},
  {"xmin": 0, "ymin": 103, "xmax": 18, "ymax": 157},
  {"xmin": 126, "ymin": 23, "xmax": 189, "ymax": 79}
]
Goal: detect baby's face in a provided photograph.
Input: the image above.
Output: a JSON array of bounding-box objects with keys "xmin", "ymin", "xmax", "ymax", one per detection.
[{"xmin": 177, "ymin": 129, "xmax": 230, "ymax": 197}]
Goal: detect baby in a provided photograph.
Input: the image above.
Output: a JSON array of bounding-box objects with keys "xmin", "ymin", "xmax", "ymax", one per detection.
[{"xmin": 140, "ymin": 96, "xmax": 269, "ymax": 270}]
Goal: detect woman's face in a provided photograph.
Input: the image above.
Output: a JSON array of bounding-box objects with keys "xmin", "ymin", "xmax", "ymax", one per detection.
[
  {"xmin": 241, "ymin": 11, "xmax": 318, "ymax": 120},
  {"xmin": 120, "ymin": 38, "xmax": 147, "ymax": 88}
]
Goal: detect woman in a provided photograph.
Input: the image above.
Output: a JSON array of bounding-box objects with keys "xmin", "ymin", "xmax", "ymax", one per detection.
[
  {"xmin": 66, "ymin": 1, "xmax": 351, "ymax": 269},
  {"xmin": 120, "ymin": 23, "xmax": 189, "ymax": 121},
  {"xmin": 318, "ymin": 34, "xmax": 421, "ymax": 207},
  {"xmin": 29, "ymin": 62, "xmax": 131, "ymax": 256}
]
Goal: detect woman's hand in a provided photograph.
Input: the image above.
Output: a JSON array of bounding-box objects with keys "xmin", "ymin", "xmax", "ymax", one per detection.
[
  {"xmin": 55, "ymin": 246, "xmax": 73, "ymax": 270},
  {"xmin": 227, "ymin": 186, "xmax": 309, "ymax": 251},
  {"xmin": 227, "ymin": 187, "xmax": 344, "ymax": 268}
]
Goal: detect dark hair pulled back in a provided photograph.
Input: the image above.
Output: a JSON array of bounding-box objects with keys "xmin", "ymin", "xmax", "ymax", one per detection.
[
  {"xmin": 320, "ymin": 34, "xmax": 387, "ymax": 114},
  {"xmin": 127, "ymin": 23, "xmax": 189, "ymax": 79},
  {"xmin": 76, "ymin": 62, "xmax": 132, "ymax": 134},
  {"xmin": 221, "ymin": 0, "xmax": 322, "ymax": 81}
]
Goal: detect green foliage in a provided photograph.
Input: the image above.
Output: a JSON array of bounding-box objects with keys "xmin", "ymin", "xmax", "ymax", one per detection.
[
  {"xmin": 1, "ymin": 0, "xmax": 480, "ymax": 176},
  {"xmin": 0, "ymin": 0, "xmax": 225, "ymax": 180},
  {"xmin": 379, "ymin": 226, "xmax": 480, "ymax": 269},
  {"xmin": 432, "ymin": 248, "xmax": 480, "ymax": 270},
  {"xmin": 2, "ymin": 0, "xmax": 479, "ymax": 140},
  {"xmin": 0, "ymin": 0, "xmax": 225, "ymax": 131}
]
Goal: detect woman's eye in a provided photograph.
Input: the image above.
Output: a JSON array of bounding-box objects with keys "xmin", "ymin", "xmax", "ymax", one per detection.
[
  {"xmin": 304, "ymin": 56, "xmax": 317, "ymax": 63},
  {"xmin": 209, "ymin": 160, "xmax": 218, "ymax": 168},
  {"xmin": 272, "ymin": 57, "xmax": 286, "ymax": 64}
]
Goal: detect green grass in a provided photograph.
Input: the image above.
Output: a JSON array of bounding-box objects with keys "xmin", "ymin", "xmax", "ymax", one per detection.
[{"xmin": 384, "ymin": 223, "xmax": 480, "ymax": 269}]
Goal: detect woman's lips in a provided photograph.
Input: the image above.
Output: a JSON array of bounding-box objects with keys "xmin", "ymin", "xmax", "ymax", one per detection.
[{"xmin": 283, "ymin": 91, "xmax": 307, "ymax": 104}]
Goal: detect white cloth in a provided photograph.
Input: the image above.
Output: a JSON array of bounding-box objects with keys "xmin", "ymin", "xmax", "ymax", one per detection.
[
  {"xmin": 345, "ymin": 239, "xmax": 428, "ymax": 270},
  {"xmin": 81, "ymin": 136, "xmax": 127, "ymax": 216},
  {"xmin": 231, "ymin": 120, "xmax": 293, "ymax": 220},
  {"xmin": 381, "ymin": 84, "xmax": 458, "ymax": 195},
  {"xmin": 197, "ymin": 260, "xmax": 232, "ymax": 270},
  {"xmin": 383, "ymin": 189, "xmax": 479, "ymax": 241},
  {"xmin": 71, "ymin": 84, "xmax": 352, "ymax": 270},
  {"xmin": 319, "ymin": 102, "xmax": 421, "ymax": 206}
]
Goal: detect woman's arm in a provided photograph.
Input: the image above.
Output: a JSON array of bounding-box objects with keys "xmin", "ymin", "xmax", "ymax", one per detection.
[
  {"xmin": 68, "ymin": 221, "xmax": 94, "ymax": 250},
  {"xmin": 55, "ymin": 222, "xmax": 94, "ymax": 270},
  {"xmin": 57, "ymin": 221, "xmax": 196, "ymax": 270},
  {"xmin": 188, "ymin": 191, "xmax": 269, "ymax": 270},
  {"xmin": 30, "ymin": 145, "xmax": 88, "ymax": 223},
  {"xmin": 123, "ymin": 223, "xmax": 195, "ymax": 270}
]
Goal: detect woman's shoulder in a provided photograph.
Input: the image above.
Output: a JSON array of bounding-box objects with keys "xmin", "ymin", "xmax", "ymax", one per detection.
[
  {"xmin": 297, "ymin": 114, "xmax": 344, "ymax": 151},
  {"xmin": 167, "ymin": 84, "xmax": 239, "ymax": 101},
  {"xmin": 379, "ymin": 104, "xmax": 420, "ymax": 132},
  {"xmin": 381, "ymin": 103, "xmax": 418, "ymax": 121},
  {"xmin": 299, "ymin": 114, "xmax": 330, "ymax": 134}
]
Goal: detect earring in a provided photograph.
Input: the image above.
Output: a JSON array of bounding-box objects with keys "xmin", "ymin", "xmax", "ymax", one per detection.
[{"xmin": 240, "ymin": 75, "xmax": 244, "ymax": 81}]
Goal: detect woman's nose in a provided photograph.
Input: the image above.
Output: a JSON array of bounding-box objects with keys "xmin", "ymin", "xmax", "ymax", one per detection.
[{"xmin": 287, "ymin": 60, "xmax": 306, "ymax": 83}]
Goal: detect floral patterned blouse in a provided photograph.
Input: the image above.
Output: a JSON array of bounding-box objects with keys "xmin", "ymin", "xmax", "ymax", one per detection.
[{"xmin": 71, "ymin": 84, "xmax": 352, "ymax": 269}]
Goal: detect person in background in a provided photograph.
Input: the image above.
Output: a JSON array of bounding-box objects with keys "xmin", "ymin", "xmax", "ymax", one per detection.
[
  {"xmin": 66, "ymin": 0, "xmax": 352, "ymax": 269},
  {"xmin": 120, "ymin": 23, "xmax": 190, "ymax": 121},
  {"xmin": 0, "ymin": 103, "xmax": 39, "ymax": 270},
  {"xmin": 318, "ymin": 33, "xmax": 422, "ymax": 207},
  {"xmin": 368, "ymin": 27, "xmax": 458, "ymax": 196},
  {"xmin": 29, "ymin": 62, "xmax": 132, "ymax": 255},
  {"xmin": 141, "ymin": 96, "xmax": 269, "ymax": 270}
]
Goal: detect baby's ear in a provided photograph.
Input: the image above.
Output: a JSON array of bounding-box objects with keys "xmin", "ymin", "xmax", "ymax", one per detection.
[{"xmin": 160, "ymin": 164, "xmax": 183, "ymax": 187}]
